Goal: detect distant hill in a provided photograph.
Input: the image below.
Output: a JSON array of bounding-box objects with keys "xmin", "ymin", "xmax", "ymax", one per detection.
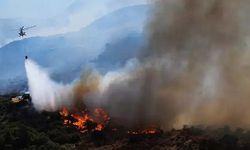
[
  {"xmin": 93, "ymin": 32, "xmax": 145, "ymax": 73},
  {"xmin": 0, "ymin": 5, "xmax": 149, "ymax": 94}
]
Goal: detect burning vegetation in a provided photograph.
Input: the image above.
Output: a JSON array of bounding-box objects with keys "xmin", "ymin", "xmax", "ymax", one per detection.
[
  {"xmin": 2, "ymin": 95, "xmax": 250, "ymax": 150},
  {"xmin": 127, "ymin": 127, "xmax": 162, "ymax": 135},
  {"xmin": 60, "ymin": 107, "xmax": 110, "ymax": 133},
  {"xmin": 59, "ymin": 106, "xmax": 162, "ymax": 136}
]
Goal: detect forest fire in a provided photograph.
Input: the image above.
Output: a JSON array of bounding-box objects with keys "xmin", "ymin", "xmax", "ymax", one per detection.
[
  {"xmin": 60, "ymin": 107, "xmax": 161, "ymax": 135},
  {"xmin": 128, "ymin": 127, "xmax": 162, "ymax": 135},
  {"xmin": 60, "ymin": 107, "xmax": 110, "ymax": 133}
]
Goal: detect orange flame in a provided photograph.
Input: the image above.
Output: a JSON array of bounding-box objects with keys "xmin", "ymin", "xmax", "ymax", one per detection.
[
  {"xmin": 128, "ymin": 127, "xmax": 160, "ymax": 135},
  {"xmin": 60, "ymin": 107, "xmax": 110, "ymax": 132},
  {"xmin": 60, "ymin": 107, "xmax": 69, "ymax": 117},
  {"xmin": 60, "ymin": 107, "xmax": 160, "ymax": 134}
]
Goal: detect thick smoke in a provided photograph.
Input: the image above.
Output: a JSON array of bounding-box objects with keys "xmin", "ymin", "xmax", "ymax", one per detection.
[
  {"xmin": 86, "ymin": 0, "xmax": 250, "ymax": 129},
  {"xmin": 26, "ymin": 0, "xmax": 250, "ymax": 129},
  {"xmin": 141, "ymin": 0, "xmax": 250, "ymax": 128}
]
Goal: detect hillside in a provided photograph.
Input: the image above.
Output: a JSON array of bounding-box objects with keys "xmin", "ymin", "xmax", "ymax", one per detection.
[
  {"xmin": 0, "ymin": 5, "xmax": 148, "ymax": 94},
  {"xmin": 1, "ymin": 95, "xmax": 250, "ymax": 150}
]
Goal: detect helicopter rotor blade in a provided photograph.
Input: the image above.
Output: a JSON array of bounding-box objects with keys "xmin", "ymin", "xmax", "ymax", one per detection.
[
  {"xmin": 23, "ymin": 25, "xmax": 36, "ymax": 30},
  {"xmin": 9, "ymin": 28, "xmax": 20, "ymax": 31}
]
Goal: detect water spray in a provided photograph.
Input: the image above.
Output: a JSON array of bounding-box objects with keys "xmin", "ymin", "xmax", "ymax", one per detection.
[{"xmin": 24, "ymin": 59, "xmax": 72, "ymax": 111}]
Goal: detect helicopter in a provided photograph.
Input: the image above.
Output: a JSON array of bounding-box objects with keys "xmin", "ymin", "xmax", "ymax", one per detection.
[{"xmin": 18, "ymin": 25, "xmax": 36, "ymax": 37}]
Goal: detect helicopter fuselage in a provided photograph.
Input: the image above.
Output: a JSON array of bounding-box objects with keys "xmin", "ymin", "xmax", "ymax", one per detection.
[
  {"xmin": 19, "ymin": 27, "xmax": 26, "ymax": 37},
  {"xmin": 19, "ymin": 31, "xmax": 26, "ymax": 37}
]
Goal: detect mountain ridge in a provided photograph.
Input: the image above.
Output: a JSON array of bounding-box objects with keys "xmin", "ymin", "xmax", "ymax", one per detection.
[{"xmin": 0, "ymin": 4, "xmax": 149, "ymax": 94}]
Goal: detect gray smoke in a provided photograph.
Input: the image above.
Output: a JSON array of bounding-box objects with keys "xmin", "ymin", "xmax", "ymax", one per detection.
[{"xmin": 84, "ymin": 0, "xmax": 250, "ymax": 129}]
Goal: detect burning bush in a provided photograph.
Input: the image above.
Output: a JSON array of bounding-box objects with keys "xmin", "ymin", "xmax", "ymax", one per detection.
[{"xmin": 60, "ymin": 107, "xmax": 110, "ymax": 133}]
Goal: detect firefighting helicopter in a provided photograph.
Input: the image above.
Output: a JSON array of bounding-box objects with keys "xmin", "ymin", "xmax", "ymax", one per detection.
[{"xmin": 18, "ymin": 25, "xmax": 36, "ymax": 37}]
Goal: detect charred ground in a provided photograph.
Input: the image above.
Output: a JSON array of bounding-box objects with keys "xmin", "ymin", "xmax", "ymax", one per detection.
[{"xmin": 1, "ymin": 95, "xmax": 250, "ymax": 150}]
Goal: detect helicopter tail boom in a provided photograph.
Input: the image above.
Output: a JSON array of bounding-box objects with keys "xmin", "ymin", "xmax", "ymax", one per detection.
[{"xmin": 23, "ymin": 25, "xmax": 36, "ymax": 30}]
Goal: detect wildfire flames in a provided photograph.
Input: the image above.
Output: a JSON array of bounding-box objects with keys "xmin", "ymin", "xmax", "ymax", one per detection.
[
  {"xmin": 60, "ymin": 107, "xmax": 161, "ymax": 135},
  {"xmin": 60, "ymin": 107, "xmax": 110, "ymax": 133},
  {"xmin": 128, "ymin": 127, "xmax": 162, "ymax": 135}
]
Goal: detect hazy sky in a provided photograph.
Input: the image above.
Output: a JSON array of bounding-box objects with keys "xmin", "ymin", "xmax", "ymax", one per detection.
[
  {"xmin": 0, "ymin": 0, "xmax": 74, "ymax": 19},
  {"xmin": 0, "ymin": 0, "xmax": 149, "ymax": 46},
  {"xmin": 0, "ymin": 0, "xmax": 148, "ymax": 19}
]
